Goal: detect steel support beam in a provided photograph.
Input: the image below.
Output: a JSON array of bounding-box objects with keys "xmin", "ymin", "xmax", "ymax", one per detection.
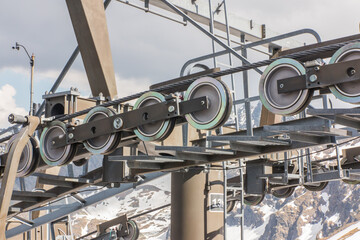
[
  {"xmin": 66, "ymin": 0, "xmax": 117, "ymax": 100},
  {"xmin": 6, "ymin": 172, "xmax": 165, "ymax": 238},
  {"xmin": 171, "ymin": 167, "xmax": 224, "ymax": 240},
  {"xmin": 0, "ymin": 116, "xmax": 40, "ymax": 240},
  {"xmin": 160, "ymin": 0, "xmax": 263, "ymax": 75}
]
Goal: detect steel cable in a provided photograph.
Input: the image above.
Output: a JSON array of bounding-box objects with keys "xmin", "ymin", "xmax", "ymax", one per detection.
[{"xmin": 56, "ymin": 39, "xmax": 359, "ymax": 122}]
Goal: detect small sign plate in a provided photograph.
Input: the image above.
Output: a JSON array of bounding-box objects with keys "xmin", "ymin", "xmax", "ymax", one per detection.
[{"xmin": 209, "ymin": 193, "xmax": 224, "ymax": 212}]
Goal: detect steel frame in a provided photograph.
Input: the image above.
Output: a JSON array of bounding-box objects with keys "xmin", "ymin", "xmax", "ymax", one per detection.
[{"xmin": 5, "ymin": 0, "xmax": 360, "ymax": 239}]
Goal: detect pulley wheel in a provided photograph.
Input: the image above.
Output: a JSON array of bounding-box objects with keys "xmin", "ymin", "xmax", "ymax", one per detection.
[
  {"xmin": 329, "ymin": 42, "xmax": 360, "ymax": 103},
  {"xmin": 40, "ymin": 121, "xmax": 75, "ymax": 166},
  {"xmin": 304, "ymin": 181, "xmax": 328, "ymax": 192},
  {"xmin": 7, "ymin": 135, "xmax": 39, "ymax": 177},
  {"xmin": 83, "ymin": 107, "xmax": 121, "ymax": 154},
  {"xmin": 272, "ymin": 187, "xmax": 295, "ymax": 199},
  {"xmin": 184, "ymin": 77, "xmax": 231, "ymax": 130},
  {"xmin": 259, "ymin": 58, "xmax": 313, "ymax": 115},
  {"xmin": 244, "ymin": 195, "xmax": 265, "ymax": 206},
  {"xmin": 227, "ymin": 200, "xmax": 236, "ymax": 213},
  {"xmin": 122, "ymin": 220, "xmax": 140, "ymax": 240},
  {"xmin": 134, "ymin": 92, "xmax": 175, "ymax": 141}
]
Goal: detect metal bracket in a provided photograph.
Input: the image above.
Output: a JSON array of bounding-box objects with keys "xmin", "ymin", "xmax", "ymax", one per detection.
[
  {"xmin": 277, "ymin": 59, "xmax": 360, "ymax": 94},
  {"xmin": 52, "ymin": 96, "xmax": 208, "ymax": 148}
]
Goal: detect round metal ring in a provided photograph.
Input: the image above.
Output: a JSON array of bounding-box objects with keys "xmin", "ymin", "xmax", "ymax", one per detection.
[
  {"xmin": 259, "ymin": 58, "xmax": 312, "ymax": 115},
  {"xmin": 184, "ymin": 77, "xmax": 230, "ymax": 130},
  {"xmin": 134, "ymin": 92, "xmax": 174, "ymax": 141},
  {"xmin": 83, "ymin": 106, "xmax": 120, "ymax": 154},
  {"xmin": 40, "ymin": 121, "xmax": 75, "ymax": 166},
  {"xmin": 7, "ymin": 135, "xmax": 39, "ymax": 177},
  {"xmin": 329, "ymin": 42, "xmax": 360, "ymax": 103}
]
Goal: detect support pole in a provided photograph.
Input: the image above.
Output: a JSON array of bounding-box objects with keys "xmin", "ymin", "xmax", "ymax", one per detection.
[
  {"xmin": 66, "ymin": 0, "xmax": 117, "ymax": 100},
  {"xmin": 171, "ymin": 167, "xmax": 224, "ymax": 240}
]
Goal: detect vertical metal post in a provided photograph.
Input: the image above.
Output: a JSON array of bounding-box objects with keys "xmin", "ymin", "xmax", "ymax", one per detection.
[
  {"xmin": 284, "ymin": 152, "xmax": 289, "ymax": 184},
  {"xmin": 208, "ymin": 0, "xmax": 216, "ymax": 68},
  {"xmin": 223, "ymin": 0, "xmax": 239, "ymax": 132},
  {"xmin": 306, "ymin": 148, "xmax": 313, "ymax": 182},
  {"xmin": 29, "ymin": 54, "xmax": 35, "ymax": 116},
  {"xmin": 19, "ymin": 177, "xmax": 26, "ymax": 191},
  {"xmin": 335, "ymin": 142, "xmax": 343, "ymax": 178},
  {"xmin": 299, "ymin": 150, "xmax": 305, "ymax": 184},
  {"xmin": 239, "ymin": 159, "xmax": 244, "ymax": 240},
  {"xmin": 49, "ymin": 222, "xmax": 55, "ymax": 240},
  {"xmin": 240, "ymin": 34, "xmax": 253, "ymax": 136},
  {"xmin": 222, "ymin": 162, "xmax": 227, "ymax": 240}
]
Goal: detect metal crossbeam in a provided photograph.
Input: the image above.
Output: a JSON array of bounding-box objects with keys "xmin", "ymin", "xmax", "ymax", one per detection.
[{"xmin": 6, "ymin": 172, "xmax": 166, "ymax": 238}]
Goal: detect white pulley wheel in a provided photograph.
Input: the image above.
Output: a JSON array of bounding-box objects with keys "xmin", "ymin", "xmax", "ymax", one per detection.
[
  {"xmin": 134, "ymin": 92, "xmax": 175, "ymax": 141},
  {"xmin": 83, "ymin": 106, "xmax": 120, "ymax": 154},
  {"xmin": 259, "ymin": 58, "xmax": 313, "ymax": 115},
  {"xmin": 40, "ymin": 121, "xmax": 75, "ymax": 166},
  {"xmin": 329, "ymin": 42, "xmax": 360, "ymax": 103},
  {"xmin": 184, "ymin": 77, "xmax": 231, "ymax": 130},
  {"xmin": 6, "ymin": 135, "xmax": 39, "ymax": 177}
]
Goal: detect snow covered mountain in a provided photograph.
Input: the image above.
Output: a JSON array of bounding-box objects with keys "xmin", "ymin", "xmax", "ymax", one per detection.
[{"xmin": 68, "ymin": 170, "xmax": 360, "ymax": 240}]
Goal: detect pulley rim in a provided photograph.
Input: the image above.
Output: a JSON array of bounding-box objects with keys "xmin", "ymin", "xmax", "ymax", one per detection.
[
  {"xmin": 184, "ymin": 77, "xmax": 229, "ymax": 130},
  {"xmin": 83, "ymin": 106, "xmax": 119, "ymax": 154},
  {"xmin": 329, "ymin": 42, "xmax": 360, "ymax": 103},
  {"xmin": 40, "ymin": 121, "xmax": 75, "ymax": 166},
  {"xmin": 259, "ymin": 58, "xmax": 312, "ymax": 115},
  {"xmin": 133, "ymin": 92, "xmax": 174, "ymax": 141}
]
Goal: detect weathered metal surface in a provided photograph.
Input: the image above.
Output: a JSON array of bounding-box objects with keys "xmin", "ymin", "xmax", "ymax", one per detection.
[
  {"xmin": 66, "ymin": 0, "xmax": 117, "ymax": 100},
  {"xmin": 0, "ymin": 116, "xmax": 40, "ymax": 239}
]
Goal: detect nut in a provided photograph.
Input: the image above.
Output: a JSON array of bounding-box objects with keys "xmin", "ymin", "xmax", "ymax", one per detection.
[
  {"xmin": 309, "ymin": 74, "xmax": 318, "ymax": 83},
  {"xmin": 113, "ymin": 117, "xmax": 123, "ymax": 129},
  {"xmin": 168, "ymin": 105, "xmax": 175, "ymax": 113}
]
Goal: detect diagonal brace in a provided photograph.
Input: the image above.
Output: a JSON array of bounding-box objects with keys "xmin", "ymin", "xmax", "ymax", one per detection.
[{"xmin": 160, "ymin": 0, "xmax": 263, "ymax": 74}]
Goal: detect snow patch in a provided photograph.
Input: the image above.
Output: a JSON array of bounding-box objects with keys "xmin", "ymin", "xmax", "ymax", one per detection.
[{"xmin": 298, "ymin": 221, "xmax": 323, "ymax": 240}]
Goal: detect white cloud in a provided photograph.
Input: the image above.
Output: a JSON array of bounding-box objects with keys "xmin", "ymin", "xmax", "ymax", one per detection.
[
  {"xmin": 115, "ymin": 73, "xmax": 151, "ymax": 99},
  {"xmin": 0, "ymin": 84, "xmax": 27, "ymax": 129}
]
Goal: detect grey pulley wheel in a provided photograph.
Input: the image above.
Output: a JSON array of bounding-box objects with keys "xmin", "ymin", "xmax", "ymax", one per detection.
[
  {"xmin": 329, "ymin": 42, "xmax": 360, "ymax": 103},
  {"xmin": 259, "ymin": 58, "xmax": 313, "ymax": 115},
  {"xmin": 133, "ymin": 92, "xmax": 175, "ymax": 141},
  {"xmin": 83, "ymin": 106, "xmax": 121, "ymax": 154},
  {"xmin": 184, "ymin": 77, "xmax": 232, "ymax": 130},
  {"xmin": 6, "ymin": 135, "xmax": 39, "ymax": 177},
  {"xmin": 40, "ymin": 121, "xmax": 75, "ymax": 166}
]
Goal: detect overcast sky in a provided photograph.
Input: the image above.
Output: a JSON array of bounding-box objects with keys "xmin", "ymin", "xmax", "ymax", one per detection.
[{"xmin": 1, "ymin": 0, "xmax": 360, "ymax": 128}]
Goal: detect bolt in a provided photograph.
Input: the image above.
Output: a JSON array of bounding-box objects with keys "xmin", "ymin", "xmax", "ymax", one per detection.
[
  {"xmin": 168, "ymin": 105, "xmax": 175, "ymax": 113},
  {"xmin": 309, "ymin": 74, "xmax": 318, "ymax": 83},
  {"xmin": 314, "ymin": 66, "xmax": 320, "ymax": 71},
  {"xmin": 68, "ymin": 133, "xmax": 74, "ymax": 139},
  {"xmin": 279, "ymin": 83, "xmax": 284, "ymax": 88},
  {"xmin": 347, "ymin": 68, "xmax": 356, "ymax": 77},
  {"xmin": 113, "ymin": 117, "xmax": 123, "ymax": 129}
]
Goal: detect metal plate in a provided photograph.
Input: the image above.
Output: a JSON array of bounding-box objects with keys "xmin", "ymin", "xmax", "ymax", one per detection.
[
  {"xmin": 83, "ymin": 106, "xmax": 120, "ymax": 154},
  {"xmin": 184, "ymin": 77, "xmax": 230, "ymax": 130},
  {"xmin": 40, "ymin": 121, "xmax": 75, "ymax": 166},
  {"xmin": 259, "ymin": 58, "xmax": 312, "ymax": 115},
  {"xmin": 329, "ymin": 42, "xmax": 360, "ymax": 103},
  {"xmin": 134, "ymin": 92, "xmax": 174, "ymax": 141}
]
